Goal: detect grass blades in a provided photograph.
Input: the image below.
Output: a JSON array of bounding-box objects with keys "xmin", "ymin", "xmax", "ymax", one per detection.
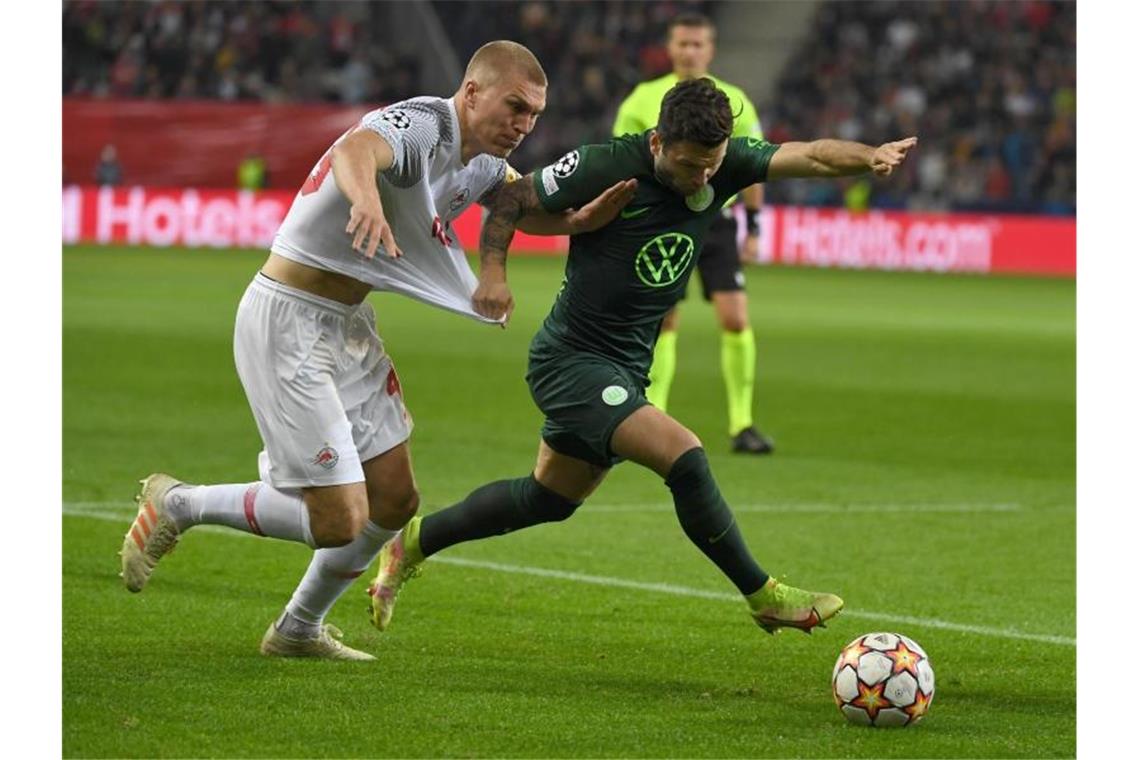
[{"xmin": 63, "ymin": 247, "xmax": 1074, "ymax": 758}]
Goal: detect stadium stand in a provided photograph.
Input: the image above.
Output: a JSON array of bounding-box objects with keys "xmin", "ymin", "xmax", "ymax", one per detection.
[
  {"xmin": 62, "ymin": 0, "xmax": 1074, "ymax": 214},
  {"xmin": 62, "ymin": 0, "xmax": 421, "ymax": 105},
  {"xmin": 429, "ymin": 0, "xmax": 715, "ymax": 173},
  {"xmin": 763, "ymin": 1, "xmax": 1076, "ymax": 214}
]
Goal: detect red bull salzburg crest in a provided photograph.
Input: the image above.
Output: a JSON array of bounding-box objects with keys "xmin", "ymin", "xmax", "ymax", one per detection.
[{"xmin": 312, "ymin": 446, "xmax": 339, "ymax": 470}]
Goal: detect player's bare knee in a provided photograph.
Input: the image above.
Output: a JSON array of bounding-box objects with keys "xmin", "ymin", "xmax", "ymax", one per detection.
[
  {"xmin": 370, "ymin": 487, "xmax": 420, "ymax": 528},
  {"xmin": 309, "ymin": 518, "xmax": 357, "ymax": 548},
  {"xmin": 307, "ymin": 494, "xmax": 368, "ymax": 547},
  {"xmin": 676, "ymin": 427, "xmax": 702, "ymax": 454},
  {"xmin": 720, "ymin": 314, "xmax": 749, "ymax": 333}
]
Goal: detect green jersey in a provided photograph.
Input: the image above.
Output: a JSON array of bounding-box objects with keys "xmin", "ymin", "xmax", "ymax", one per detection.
[{"xmin": 530, "ymin": 131, "xmax": 779, "ymax": 380}]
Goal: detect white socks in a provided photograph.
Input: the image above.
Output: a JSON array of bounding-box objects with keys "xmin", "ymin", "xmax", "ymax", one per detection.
[
  {"xmin": 280, "ymin": 520, "xmax": 396, "ymax": 636},
  {"xmin": 166, "ymin": 483, "xmax": 316, "ymax": 548},
  {"xmin": 165, "ymin": 468, "xmax": 399, "ymax": 641}
]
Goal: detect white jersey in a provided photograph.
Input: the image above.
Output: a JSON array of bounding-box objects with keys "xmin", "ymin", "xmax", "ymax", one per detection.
[{"xmin": 271, "ymin": 96, "xmax": 508, "ymax": 323}]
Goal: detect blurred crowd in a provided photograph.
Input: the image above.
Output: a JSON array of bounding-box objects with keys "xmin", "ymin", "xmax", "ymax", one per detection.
[
  {"xmin": 764, "ymin": 1, "xmax": 1076, "ymax": 214},
  {"xmin": 63, "ymin": 0, "xmax": 1075, "ymax": 215},
  {"xmin": 430, "ymin": 0, "xmax": 713, "ymax": 173},
  {"xmin": 62, "ymin": 0, "xmax": 420, "ymax": 104}
]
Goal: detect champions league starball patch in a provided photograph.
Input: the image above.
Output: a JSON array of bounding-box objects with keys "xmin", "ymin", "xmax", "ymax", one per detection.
[
  {"xmin": 552, "ymin": 150, "xmax": 580, "ymax": 178},
  {"xmin": 685, "ymin": 184, "xmax": 714, "ymax": 212},
  {"xmin": 379, "ymin": 109, "xmax": 412, "ymax": 130}
]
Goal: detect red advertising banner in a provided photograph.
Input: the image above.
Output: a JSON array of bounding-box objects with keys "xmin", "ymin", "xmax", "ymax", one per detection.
[
  {"xmin": 63, "ymin": 99, "xmax": 372, "ymax": 190},
  {"xmin": 61, "ymin": 185, "xmax": 564, "ymax": 254},
  {"xmin": 62, "ymin": 185, "xmax": 1074, "ymax": 277},
  {"xmin": 756, "ymin": 206, "xmax": 1076, "ymax": 277}
]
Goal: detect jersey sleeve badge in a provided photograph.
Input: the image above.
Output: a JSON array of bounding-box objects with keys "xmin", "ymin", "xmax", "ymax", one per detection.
[
  {"xmin": 552, "ymin": 150, "xmax": 580, "ymax": 178},
  {"xmin": 379, "ymin": 109, "xmax": 412, "ymax": 130}
]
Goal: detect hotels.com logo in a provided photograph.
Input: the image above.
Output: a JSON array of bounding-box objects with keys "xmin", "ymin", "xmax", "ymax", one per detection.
[{"xmin": 62, "ymin": 186, "xmax": 291, "ymax": 248}]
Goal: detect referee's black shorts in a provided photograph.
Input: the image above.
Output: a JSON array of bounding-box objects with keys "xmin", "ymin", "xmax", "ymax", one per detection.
[{"xmin": 690, "ymin": 211, "xmax": 745, "ymax": 301}]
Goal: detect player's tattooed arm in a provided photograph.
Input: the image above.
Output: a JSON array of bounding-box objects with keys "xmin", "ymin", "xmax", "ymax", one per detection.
[
  {"xmin": 471, "ymin": 176, "xmax": 543, "ymax": 323},
  {"xmin": 513, "ymin": 179, "xmax": 638, "ymax": 236},
  {"xmin": 474, "ymin": 174, "xmax": 637, "ymax": 322},
  {"xmin": 479, "ymin": 175, "xmax": 543, "ymax": 267}
]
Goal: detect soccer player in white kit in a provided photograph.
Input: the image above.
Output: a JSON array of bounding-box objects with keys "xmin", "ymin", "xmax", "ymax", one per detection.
[{"xmin": 118, "ymin": 41, "xmax": 635, "ymax": 659}]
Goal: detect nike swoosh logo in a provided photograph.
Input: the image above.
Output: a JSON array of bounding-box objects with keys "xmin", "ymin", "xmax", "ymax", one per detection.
[
  {"xmin": 708, "ymin": 519, "xmax": 736, "ymax": 544},
  {"xmin": 620, "ymin": 206, "xmax": 650, "ymax": 219}
]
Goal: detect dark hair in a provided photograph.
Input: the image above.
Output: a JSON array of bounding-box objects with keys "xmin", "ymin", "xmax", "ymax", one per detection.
[
  {"xmin": 656, "ymin": 78, "xmax": 733, "ymax": 147},
  {"xmin": 667, "ymin": 12, "xmax": 716, "ymax": 39}
]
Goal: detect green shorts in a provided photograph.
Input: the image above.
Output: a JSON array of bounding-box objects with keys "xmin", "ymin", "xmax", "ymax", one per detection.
[{"xmin": 526, "ymin": 345, "xmax": 649, "ymax": 468}]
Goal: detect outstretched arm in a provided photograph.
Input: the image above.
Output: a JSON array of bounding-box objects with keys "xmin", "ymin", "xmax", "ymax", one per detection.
[{"xmin": 767, "ymin": 137, "xmax": 918, "ymax": 181}]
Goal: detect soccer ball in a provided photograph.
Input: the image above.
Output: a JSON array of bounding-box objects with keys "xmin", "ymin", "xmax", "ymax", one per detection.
[{"xmin": 831, "ymin": 632, "xmax": 935, "ymax": 727}]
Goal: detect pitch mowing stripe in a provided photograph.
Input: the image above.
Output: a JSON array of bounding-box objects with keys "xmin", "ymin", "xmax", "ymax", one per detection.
[
  {"xmin": 64, "ymin": 500, "xmax": 1028, "ymax": 516},
  {"xmin": 65, "ymin": 504, "xmax": 1074, "ymax": 647},
  {"xmin": 586, "ymin": 503, "xmax": 1025, "ymax": 514},
  {"xmin": 431, "ymin": 556, "xmax": 1076, "ymax": 647}
]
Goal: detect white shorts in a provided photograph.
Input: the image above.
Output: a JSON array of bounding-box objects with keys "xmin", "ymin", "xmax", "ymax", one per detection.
[{"xmin": 234, "ymin": 274, "xmax": 413, "ymax": 489}]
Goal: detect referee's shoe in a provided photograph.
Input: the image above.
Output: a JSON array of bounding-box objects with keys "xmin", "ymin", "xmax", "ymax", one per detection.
[{"xmin": 732, "ymin": 426, "xmax": 775, "ymax": 455}]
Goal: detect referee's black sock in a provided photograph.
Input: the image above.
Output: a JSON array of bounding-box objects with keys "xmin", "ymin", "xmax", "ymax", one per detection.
[
  {"xmin": 666, "ymin": 447, "xmax": 769, "ymax": 595},
  {"xmin": 418, "ymin": 475, "xmax": 581, "ymax": 557}
]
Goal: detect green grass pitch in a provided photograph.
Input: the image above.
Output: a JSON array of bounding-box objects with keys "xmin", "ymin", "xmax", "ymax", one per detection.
[{"xmin": 63, "ymin": 246, "xmax": 1075, "ymax": 758}]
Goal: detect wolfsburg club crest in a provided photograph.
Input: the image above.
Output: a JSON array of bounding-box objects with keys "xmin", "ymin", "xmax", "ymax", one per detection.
[
  {"xmin": 635, "ymin": 232, "xmax": 695, "ymax": 288},
  {"xmin": 685, "ymin": 184, "xmax": 714, "ymax": 212}
]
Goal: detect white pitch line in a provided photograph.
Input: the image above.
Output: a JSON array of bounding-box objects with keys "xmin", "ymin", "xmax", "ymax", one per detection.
[
  {"xmin": 64, "ymin": 504, "xmax": 1074, "ymax": 647},
  {"xmin": 430, "ymin": 556, "xmax": 1076, "ymax": 647}
]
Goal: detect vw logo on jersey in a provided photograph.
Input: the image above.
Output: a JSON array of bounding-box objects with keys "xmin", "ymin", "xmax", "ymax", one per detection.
[
  {"xmin": 552, "ymin": 150, "xmax": 580, "ymax": 178},
  {"xmin": 380, "ymin": 109, "xmax": 412, "ymax": 130},
  {"xmin": 685, "ymin": 184, "xmax": 714, "ymax": 212},
  {"xmin": 635, "ymin": 232, "xmax": 695, "ymax": 288}
]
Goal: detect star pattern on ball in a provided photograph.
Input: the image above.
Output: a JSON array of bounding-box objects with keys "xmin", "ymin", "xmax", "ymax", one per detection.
[
  {"xmin": 838, "ymin": 640, "xmax": 870, "ymax": 669},
  {"xmin": 852, "ymin": 680, "xmax": 890, "ymax": 721},
  {"xmin": 904, "ymin": 688, "xmax": 932, "ymax": 721},
  {"xmin": 886, "ymin": 639, "xmax": 922, "ymax": 677}
]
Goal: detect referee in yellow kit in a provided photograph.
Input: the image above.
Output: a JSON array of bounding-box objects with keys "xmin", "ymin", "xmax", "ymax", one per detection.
[{"xmin": 613, "ymin": 12, "xmax": 773, "ymax": 454}]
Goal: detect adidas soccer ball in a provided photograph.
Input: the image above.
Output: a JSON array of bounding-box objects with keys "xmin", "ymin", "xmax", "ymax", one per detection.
[{"xmin": 831, "ymin": 632, "xmax": 935, "ymax": 727}]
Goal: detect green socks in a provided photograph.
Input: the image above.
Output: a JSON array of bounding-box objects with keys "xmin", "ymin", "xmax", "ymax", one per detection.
[
  {"xmin": 721, "ymin": 327, "xmax": 756, "ymax": 435},
  {"xmin": 647, "ymin": 329, "xmax": 678, "ymax": 411}
]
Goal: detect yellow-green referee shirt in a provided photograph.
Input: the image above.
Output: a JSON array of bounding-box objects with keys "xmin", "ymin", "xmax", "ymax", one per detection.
[
  {"xmin": 613, "ymin": 72, "xmax": 763, "ymax": 206},
  {"xmin": 613, "ymin": 72, "xmax": 763, "ymax": 141}
]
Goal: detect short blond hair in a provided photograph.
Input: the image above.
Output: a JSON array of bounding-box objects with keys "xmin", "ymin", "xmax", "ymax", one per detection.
[{"xmin": 463, "ymin": 40, "xmax": 547, "ymax": 89}]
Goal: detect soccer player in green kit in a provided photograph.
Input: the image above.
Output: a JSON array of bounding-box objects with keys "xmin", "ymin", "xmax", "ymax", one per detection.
[
  {"xmin": 614, "ymin": 13, "xmax": 773, "ymax": 454},
  {"xmin": 367, "ymin": 78, "xmax": 917, "ymax": 636}
]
